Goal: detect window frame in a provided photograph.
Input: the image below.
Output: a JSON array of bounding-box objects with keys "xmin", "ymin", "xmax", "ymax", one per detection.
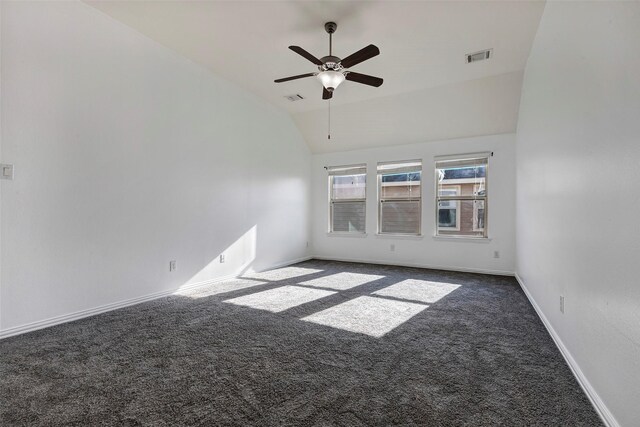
[
  {"xmin": 327, "ymin": 164, "xmax": 367, "ymax": 234},
  {"xmin": 434, "ymin": 155, "xmax": 489, "ymax": 239},
  {"xmin": 377, "ymin": 160, "xmax": 423, "ymax": 236}
]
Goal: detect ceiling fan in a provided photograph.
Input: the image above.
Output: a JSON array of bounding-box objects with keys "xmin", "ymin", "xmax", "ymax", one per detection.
[{"xmin": 274, "ymin": 21, "xmax": 383, "ymax": 100}]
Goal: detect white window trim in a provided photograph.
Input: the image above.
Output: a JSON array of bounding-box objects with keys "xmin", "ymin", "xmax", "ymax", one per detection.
[
  {"xmin": 326, "ymin": 232, "xmax": 368, "ymax": 238},
  {"xmin": 432, "ymin": 235, "xmax": 492, "ymax": 243}
]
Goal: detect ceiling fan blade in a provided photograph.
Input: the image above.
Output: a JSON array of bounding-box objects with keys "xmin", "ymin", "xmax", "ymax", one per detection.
[
  {"xmin": 289, "ymin": 46, "xmax": 323, "ymax": 66},
  {"xmin": 345, "ymin": 71, "xmax": 383, "ymax": 87},
  {"xmin": 274, "ymin": 73, "xmax": 316, "ymax": 83},
  {"xmin": 322, "ymin": 87, "xmax": 333, "ymax": 100},
  {"xmin": 340, "ymin": 44, "xmax": 380, "ymax": 69}
]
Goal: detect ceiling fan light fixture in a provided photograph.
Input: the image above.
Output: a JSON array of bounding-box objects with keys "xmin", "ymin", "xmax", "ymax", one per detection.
[{"xmin": 317, "ymin": 71, "xmax": 345, "ymax": 92}]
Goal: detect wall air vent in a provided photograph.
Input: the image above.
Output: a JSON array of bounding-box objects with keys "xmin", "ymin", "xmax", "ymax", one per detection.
[
  {"xmin": 466, "ymin": 49, "xmax": 492, "ymax": 64},
  {"xmin": 284, "ymin": 94, "xmax": 305, "ymax": 102}
]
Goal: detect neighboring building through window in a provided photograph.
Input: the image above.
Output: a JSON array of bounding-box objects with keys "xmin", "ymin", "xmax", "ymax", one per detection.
[
  {"xmin": 435, "ymin": 154, "xmax": 488, "ymax": 238},
  {"xmin": 377, "ymin": 160, "xmax": 422, "ymax": 235},
  {"xmin": 438, "ymin": 187, "xmax": 461, "ymax": 231},
  {"xmin": 328, "ymin": 164, "xmax": 367, "ymax": 233}
]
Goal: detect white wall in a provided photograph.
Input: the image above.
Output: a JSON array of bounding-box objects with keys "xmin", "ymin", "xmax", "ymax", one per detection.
[
  {"xmin": 312, "ymin": 134, "xmax": 516, "ymax": 275},
  {"xmin": 0, "ymin": 1, "xmax": 311, "ymax": 334},
  {"xmin": 516, "ymin": 2, "xmax": 640, "ymax": 426}
]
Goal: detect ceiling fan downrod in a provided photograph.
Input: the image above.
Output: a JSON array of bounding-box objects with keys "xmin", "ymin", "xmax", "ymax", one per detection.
[{"xmin": 325, "ymin": 21, "xmax": 337, "ymax": 56}]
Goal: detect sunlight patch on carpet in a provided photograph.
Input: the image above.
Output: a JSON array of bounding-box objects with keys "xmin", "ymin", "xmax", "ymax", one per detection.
[
  {"xmin": 224, "ymin": 285, "xmax": 335, "ymax": 313},
  {"xmin": 373, "ymin": 279, "xmax": 461, "ymax": 304},
  {"xmin": 298, "ymin": 272, "xmax": 384, "ymax": 291},
  {"xmin": 302, "ymin": 296, "xmax": 427, "ymax": 338},
  {"xmin": 177, "ymin": 279, "xmax": 268, "ymax": 299}
]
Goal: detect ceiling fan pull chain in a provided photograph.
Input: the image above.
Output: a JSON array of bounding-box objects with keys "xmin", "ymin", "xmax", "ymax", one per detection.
[{"xmin": 328, "ymin": 99, "xmax": 331, "ymax": 140}]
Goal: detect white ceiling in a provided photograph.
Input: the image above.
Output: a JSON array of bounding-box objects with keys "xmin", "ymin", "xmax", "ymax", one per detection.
[
  {"xmin": 86, "ymin": 0, "xmax": 545, "ymax": 153},
  {"xmin": 294, "ymin": 70, "xmax": 524, "ymax": 153}
]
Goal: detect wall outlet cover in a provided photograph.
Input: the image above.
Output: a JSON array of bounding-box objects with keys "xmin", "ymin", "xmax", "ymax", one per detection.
[{"xmin": 1, "ymin": 164, "xmax": 14, "ymax": 180}]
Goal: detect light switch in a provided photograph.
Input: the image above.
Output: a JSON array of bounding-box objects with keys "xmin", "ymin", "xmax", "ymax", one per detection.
[{"xmin": 1, "ymin": 164, "xmax": 13, "ymax": 180}]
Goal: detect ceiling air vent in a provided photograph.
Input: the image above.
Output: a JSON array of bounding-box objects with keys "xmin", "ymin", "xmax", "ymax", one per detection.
[
  {"xmin": 284, "ymin": 94, "xmax": 305, "ymax": 102},
  {"xmin": 466, "ymin": 49, "xmax": 492, "ymax": 64}
]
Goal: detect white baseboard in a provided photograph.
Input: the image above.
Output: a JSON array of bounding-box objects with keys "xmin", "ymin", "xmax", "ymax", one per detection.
[
  {"xmin": 514, "ymin": 273, "xmax": 618, "ymax": 427},
  {"xmin": 312, "ymin": 255, "xmax": 514, "ymax": 276},
  {"xmin": 261, "ymin": 255, "xmax": 312, "ymax": 271},
  {"xmin": 0, "ymin": 255, "xmax": 312, "ymax": 340}
]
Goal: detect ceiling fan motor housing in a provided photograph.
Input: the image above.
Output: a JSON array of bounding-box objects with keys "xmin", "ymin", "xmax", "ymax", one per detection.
[{"xmin": 320, "ymin": 56, "xmax": 343, "ymax": 71}]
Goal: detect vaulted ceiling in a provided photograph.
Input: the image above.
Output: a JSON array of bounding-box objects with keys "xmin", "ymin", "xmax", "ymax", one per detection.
[{"xmin": 86, "ymin": 0, "xmax": 545, "ymax": 153}]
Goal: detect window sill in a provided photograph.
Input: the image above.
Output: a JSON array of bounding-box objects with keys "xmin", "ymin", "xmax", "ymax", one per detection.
[
  {"xmin": 375, "ymin": 233, "xmax": 424, "ymax": 240},
  {"xmin": 432, "ymin": 235, "xmax": 492, "ymax": 243},
  {"xmin": 326, "ymin": 232, "xmax": 368, "ymax": 238}
]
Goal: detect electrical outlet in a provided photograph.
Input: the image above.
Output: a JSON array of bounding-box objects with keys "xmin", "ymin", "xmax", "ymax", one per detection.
[
  {"xmin": 390, "ymin": 244, "xmax": 395, "ymax": 252},
  {"xmin": 220, "ymin": 254, "xmax": 225, "ymax": 263},
  {"xmin": 560, "ymin": 295, "xmax": 565, "ymax": 314},
  {"xmin": 493, "ymin": 251, "xmax": 500, "ymax": 259},
  {"xmin": 306, "ymin": 241, "xmax": 309, "ymax": 248},
  {"xmin": 1, "ymin": 164, "xmax": 14, "ymax": 180},
  {"xmin": 169, "ymin": 260, "xmax": 176, "ymax": 272}
]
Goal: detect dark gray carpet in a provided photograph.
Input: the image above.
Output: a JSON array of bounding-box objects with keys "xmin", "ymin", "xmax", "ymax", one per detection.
[{"xmin": 0, "ymin": 260, "xmax": 602, "ymax": 426}]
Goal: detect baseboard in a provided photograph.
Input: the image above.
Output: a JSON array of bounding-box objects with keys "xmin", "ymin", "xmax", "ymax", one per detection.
[
  {"xmin": 261, "ymin": 255, "xmax": 312, "ymax": 271},
  {"xmin": 0, "ymin": 255, "xmax": 312, "ymax": 340},
  {"xmin": 312, "ymin": 255, "xmax": 514, "ymax": 277},
  {"xmin": 514, "ymin": 273, "xmax": 619, "ymax": 427}
]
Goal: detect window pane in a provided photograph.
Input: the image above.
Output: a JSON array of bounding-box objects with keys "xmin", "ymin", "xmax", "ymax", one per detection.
[
  {"xmin": 332, "ymin": 174, "xmax": 366, "ymax": 200},
  {"xmin": 473, "ymin": 200, "xmax": 485, "ymax": 231},
  {"xmin": 380, "ymin": 201, "xmax": 420, "ymax": 234},
  {"xmin": 437, "ymin": 200, "xmax": 485, "ymax": 237},
  {"xmin": 437, "ymin": 165, "xmax": 486, "ymax": 197},
  {"xmin": 332, "ymin": 201, "xmax": 365, "ymax": 232},
  {"xmin": 380, "ymin": 172, "xmax": 421, "ymax": 199},
  {"xmin": 438, "ymin": 203, "xmax": 458, "ymax": 228}
]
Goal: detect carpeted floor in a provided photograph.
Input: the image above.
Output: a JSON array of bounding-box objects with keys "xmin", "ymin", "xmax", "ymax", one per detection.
[{"xmin": 0, "ymin": 260, "xmax": 602, "ymax": 426}]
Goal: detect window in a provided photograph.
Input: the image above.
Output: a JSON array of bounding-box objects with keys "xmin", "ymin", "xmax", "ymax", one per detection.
[
  {"xmin": 377, "ymin": 160, "xmax": 422, "ymax": 235},
  {"xmin": 435, "ymin": 154, "xmax": 488, "ymax": 238},
  {"xmin": 328, "ymin": 164, "xmax": 366, "ymax": 233}
]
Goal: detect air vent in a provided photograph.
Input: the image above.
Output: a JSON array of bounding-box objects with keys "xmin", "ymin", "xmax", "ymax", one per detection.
[
  {"xmin": 284, "ymin": 94, "xmax": 305, "ymax": 102},
  {"xmin": 466, "ymin": 49, "xmax": 492, "ymax": 63}
]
